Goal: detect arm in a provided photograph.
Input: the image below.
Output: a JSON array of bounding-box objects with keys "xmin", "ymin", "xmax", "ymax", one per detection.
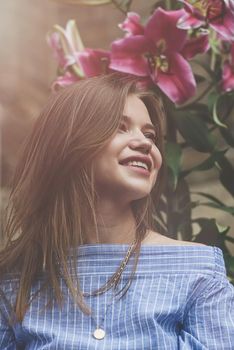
[
  {"xmin": 180, "ymin": 275, "xmax": 234, "ymax": 349},
  {"xmin": 0, "ymin": 288, "xmax": 17, "ymax": 350},
  {"xmin": 0, "ymin": 316, "xmax": 17, "ymax": 350}
]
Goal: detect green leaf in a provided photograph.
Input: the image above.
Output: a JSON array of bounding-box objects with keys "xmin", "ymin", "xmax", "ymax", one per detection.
[
  {"xmin": 225, "ymin": 256, "xmax": 234, "ymax": 274},
  {"xmin": 189, "ymin": 200, "xmax": 200, "ymax": 209},
  {"xmin": 194, "ymin": 74, "xmax": 207, "ymax": 84},
  {"xmin": 193, "ymin": 191, "xmax": 234, "ymax": 215},
  {"xmin": 165, "ymin": 142, "xmax": 182, "ymax": 190},
  {"xmin": 207, "ymin": 90, "xmax": 219, "ymax": 113},
  {"xmin": 152, "ymin": 214, "xmax": 167, "ymax": 234},
  {"xmin": 166, "ymin": 178, "xmax": 193, "ymax": 241},
  {"xmin": 177, "ymin": 103, "xmax": 211, "ymax": 124},
  {"xmin": 192, "ymin": 60, "xmax": 215, "ymax": 80},
  {"xmin": 225, "ymin": 236, "xmax": 234, "ymax": 244},
  {"xmin": 200, "ymin": 202, "xmax": 234, "ymax": 215},
  {"xmin": 213, "ymin": 95, "xmax": 228, "ymax": 128},
  {"xmin": 182, "ymin": 150, "xmax": 227, "ymax": 176},
  {"xmin": 217, "ymin": 156, "xmax": 234, "ymax": 196},
  {"xmin": 209, "ymin": 91, "xmax": 234, "ymax": 129},
  {"xmin": 174, "ymin": 111, "xmax": 217, "ymax": 153},
  {"xmin": 215, "ymin": 223, "xmax": 230, "ymax": 235},
  {"xmin": 220, "ymin": 127, "xmax": 234, "ymax": 147},
  {"xmin": 192, "ymin": 191, "xmax": 227, "ymax": 206},
  {"xmin": 193, "ymin": 218, "xmax": 223, "ymax": 246}
]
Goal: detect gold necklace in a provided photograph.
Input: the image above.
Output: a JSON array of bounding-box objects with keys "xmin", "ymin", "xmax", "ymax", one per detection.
[{"xmin": 82, "ymin": 237, "xmax": 138, "ymax": 340}]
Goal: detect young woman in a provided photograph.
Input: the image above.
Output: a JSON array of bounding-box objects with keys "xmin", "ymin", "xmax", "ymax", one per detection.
[{"xmin": 0, "ymin": 73, "xmax": 233, "ymax": 349}]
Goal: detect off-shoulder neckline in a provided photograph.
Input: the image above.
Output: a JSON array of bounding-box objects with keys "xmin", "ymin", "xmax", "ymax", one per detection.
[
  {"xmin": 75, "ymin": 243, "xmax": 223, "ymax": 257},
  {"xmin": 78, "ymin": 243, "xmax": 212, "ymax": 249}
]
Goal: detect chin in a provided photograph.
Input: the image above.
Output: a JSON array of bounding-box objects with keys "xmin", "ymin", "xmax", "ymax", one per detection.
[
  {"xmin": 124, "ymin": 179, "xmax": 156, "ymax": 200},
  {"xmin": 126, "ymin": 187, "xmax": 152, "ymax": 201},
  {"xmin": 133, "ymin": 192, "xmax": 151, "ymax": 201}
]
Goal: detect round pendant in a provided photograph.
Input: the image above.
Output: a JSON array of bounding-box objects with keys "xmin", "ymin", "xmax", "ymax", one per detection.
[{"xmin": 93, "ymin": 328, "xmax": 106, "ymax": 340}]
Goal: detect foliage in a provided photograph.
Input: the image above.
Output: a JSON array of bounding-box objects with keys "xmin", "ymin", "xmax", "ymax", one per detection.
[{"xmin": 48, "ymin": 0, "xmax": 234, "ymax": 282}]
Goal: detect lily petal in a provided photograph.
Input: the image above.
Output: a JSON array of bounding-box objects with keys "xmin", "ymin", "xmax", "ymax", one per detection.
[
  {"xmin": 53, "ymin": 20, "xmax": 84, "ymax": 57},
  {"xmin": 111, "ymin": 36, "xmax": 151, "ymax": 55},
  {"xmin": 221, "ymin": 42, "xmax": 234, "ymax": 92},
  {"xmin": 178, "ymin": 0, "xmax": 234, "ymax": 40},
  {"xmin": 177, "ymin": 13, "xmax": 205, "ymax": 30},
  {"xmin": 177, "ymin": 0, "xmax": 197, "ymax": 14},
  {"xmin": 51, "ymin": 72, "xmax": 80, "ymax": 91},
  {"xmin": 145, "ymin": 8, "xmax": 188, "ymax": 52},
  {"xmin": 210, "ymin": 9, "xmax": 234, "ymax": 40},
  {"xmin": 136, "ymin": 78, "xmax": 152, "ymax": 90},
  {"xmin": 65, "ymin": 19, "xmax": 85, "ymax": 52},
  {"xmin": 119, "ymin": 12, "xmax": 144, "ymax": 36},
  {"xmin": 53, "ymin": 24, "xmax": 74, "ymax": 57},
  {"xmin": 152, "ymin": 52, "xmax": 196, "ymax": 104},
  {"xmin": 77, "ymin": 49, "xmax": 110, "ymax": 77},
  {"xmin": 182, "ymin": 33, "xmax": 210, "ymax": 59},
  {"xmin": 47, "ymin": 32, "xmax": 74, "ymax": 69},
  {"xmin": 221, "ymin": 62, "xmax": 234, "ymax": 91},
  {"xmin": 110, "ymin": 57, "xmax": 148, "ymax": 76},
  {"xmin": 228, "ymin": 0, "xmax": 234, "ymax": 13},
  {"xmin": 110, "ymin": 36, "xmax": 150, "ymax": 76},
  {"xmin": 231, "ymin": 42, "xmax": 234, "ymax": 61}
]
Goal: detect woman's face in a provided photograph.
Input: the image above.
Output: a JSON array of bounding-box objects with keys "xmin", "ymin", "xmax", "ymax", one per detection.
[{"xmin": 92, "ymin": 94, "xmax": 162, "ymax": 203}]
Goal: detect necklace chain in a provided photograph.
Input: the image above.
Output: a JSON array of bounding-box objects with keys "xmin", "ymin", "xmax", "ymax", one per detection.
[
  {"xmin": 82, "ymin": 237, "xmax": 138, "ymax": 340},
  {"xmin": 82, "ymin": 237, "xmax": 137, "ymax": 297}
]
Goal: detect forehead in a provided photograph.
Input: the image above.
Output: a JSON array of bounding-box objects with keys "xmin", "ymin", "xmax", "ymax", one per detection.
[{"xmin": 123, "ymin": 95, "xmax": 152, "ymax": 124}]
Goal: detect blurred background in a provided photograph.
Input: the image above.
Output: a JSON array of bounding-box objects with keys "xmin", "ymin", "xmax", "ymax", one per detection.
[{"xmin": 0, "ymin": 0, "xmax": 233, "ymax": 252}]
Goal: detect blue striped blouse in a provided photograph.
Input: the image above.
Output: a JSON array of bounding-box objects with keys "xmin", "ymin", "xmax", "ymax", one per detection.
[{"xmin": 0, "ymin": 244, "xmax": 234, "ymax": 349}]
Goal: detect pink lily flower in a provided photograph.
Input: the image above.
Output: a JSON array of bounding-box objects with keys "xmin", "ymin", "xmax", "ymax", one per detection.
[
  {"xmin": 177, "ymin": 0, "xmax": 234, "ymax": 41},
  {"xmin": 77, "ymin": 48, "xmax": 110, "ymax": 77},
  {"xmin": 47, "ymin": 32, "xmax": 75, "ymax": 70},
  {"xmin": 221, "ymin": 42, "xmax": 234, "ymax": 91},
  {"xmin": 110, "ymin": 8, "xmax": 196, "ymax": 104},
  {"xmin": 119, "ymin": 11, "xmax": 209, "ymax": 60},
  {"xmin": 118, "ymin": 12, "xmax": 144, "ymax": 36},
  {"xmin": 47, "ymin": 20, "xmax": 110, "ymax": 86},
  {"xmin": 52, "ymin": 71, "xmax": 81, "ymax": 91},
  {"xmin": 182, "ymin": 29, "xmax": 210, "ymax": 59}
]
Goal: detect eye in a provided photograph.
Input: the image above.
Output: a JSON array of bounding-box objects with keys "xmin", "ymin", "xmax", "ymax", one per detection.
[{"xmin": 144, "ymin": 132, "xmax": 156, "ymax": 143}]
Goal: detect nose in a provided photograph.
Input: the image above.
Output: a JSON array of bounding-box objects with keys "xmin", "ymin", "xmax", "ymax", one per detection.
[{"xmin": 128, "ymin": 132, "xmax": 152, "ymax": 154}]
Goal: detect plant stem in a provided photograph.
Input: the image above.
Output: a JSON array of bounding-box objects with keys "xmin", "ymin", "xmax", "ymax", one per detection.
[
  {"xmin": 225, "ymin": 236, "xmax": 234, "ymax": 244},
  {"xmin": 165, "ymin": 0, "xmax": 172, "ymax": 10},
  {"xmin": 210, "ymin": 30, "xmax": 217, "ymax": 71},
  {"xmin": 210, "ymin": 51, "xmax": 216, "ymax": 71},
  {"xmin": 126, "ymin": 0, "xmax": 133, "ymax": 11},
  {"xmin": 111, "ymin": 0, "xmax": 128, "ymax": 14}
]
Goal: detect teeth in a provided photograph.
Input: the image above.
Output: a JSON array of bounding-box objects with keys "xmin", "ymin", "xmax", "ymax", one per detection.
[{"xmin": 126, "ymin": 161, "xmax": 149, "ymax": 170}]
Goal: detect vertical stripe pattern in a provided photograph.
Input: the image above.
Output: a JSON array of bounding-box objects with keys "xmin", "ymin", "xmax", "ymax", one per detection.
[{"xmin": 0, "ymin": 245, "xmax": 234, "ymax": 349}]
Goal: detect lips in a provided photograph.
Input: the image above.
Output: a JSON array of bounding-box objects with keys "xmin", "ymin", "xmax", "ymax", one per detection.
[{"xmin": 119, "ymin": 155, "xmax": 152, "ymax": 171}]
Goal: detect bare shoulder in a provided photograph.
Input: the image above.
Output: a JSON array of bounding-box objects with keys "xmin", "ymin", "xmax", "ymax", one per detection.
[{"xmin": 142, "ymin": 230, "xmax": 205, "ymax": 246}]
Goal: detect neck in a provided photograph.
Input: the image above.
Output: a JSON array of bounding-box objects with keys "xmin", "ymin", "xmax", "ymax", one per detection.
[{"xmin": 85, "ymin": 199, "xmax": 137, "ymax": 244}]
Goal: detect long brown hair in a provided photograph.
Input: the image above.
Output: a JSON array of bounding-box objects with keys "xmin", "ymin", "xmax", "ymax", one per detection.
[{"xmin": 1, "ymin": 73, "xmax": 166, "ymax": 321}]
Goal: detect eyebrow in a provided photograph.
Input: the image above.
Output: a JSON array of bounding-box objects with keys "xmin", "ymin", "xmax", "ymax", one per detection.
[{"xmin": 122, "ymin": 115, "xmax": 157, "ymax": 134}]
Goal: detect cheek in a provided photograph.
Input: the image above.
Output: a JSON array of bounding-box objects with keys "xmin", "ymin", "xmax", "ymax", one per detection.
[
  {"xmin": 93, "ymin": 157, "xmax": 109, "ymax": 178},
  {"xmin": 92, "ymin": 150, "xmax": 117, "ymax": 184},
  {"xmin": 152, "ymin": 147, "xmax": 163, "ymax": 170}
]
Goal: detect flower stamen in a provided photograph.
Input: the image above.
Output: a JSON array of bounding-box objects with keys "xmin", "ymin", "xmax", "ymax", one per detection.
[
  {"xmin": 188, "ymin": 0, "xmax": 226, "ymax": 22},
  {"xmin": 146, "ymin": 54, "xmax": 169, "ymax": 74},
  {"xmin": 155, "ymin": 55, "xmax": 169, "ymax": 73}
]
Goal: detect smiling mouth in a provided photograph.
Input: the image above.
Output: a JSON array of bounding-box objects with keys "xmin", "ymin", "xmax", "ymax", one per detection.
[
  {"xmin": 120, "ymin": 163, "xmax": 151, "ymax": 176},
  {"xmin": 119, "ymin": 159, "xmax": 151, "ymax": 171}
]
